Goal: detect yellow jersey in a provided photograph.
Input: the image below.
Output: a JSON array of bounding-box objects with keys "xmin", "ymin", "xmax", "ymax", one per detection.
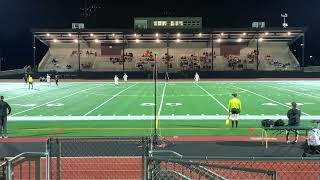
[
  {"xmin": 28, "ymin": 76, "xmax": 33, "ymax": 83},
  {"xmin": 228, "ymin": 98, "xmax": 241, "ymax": 111}
]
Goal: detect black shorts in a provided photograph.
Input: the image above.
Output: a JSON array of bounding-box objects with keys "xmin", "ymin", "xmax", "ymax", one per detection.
[{"xmin": 231, "ymin": 108, "xmax": 240, "ymax": 114}]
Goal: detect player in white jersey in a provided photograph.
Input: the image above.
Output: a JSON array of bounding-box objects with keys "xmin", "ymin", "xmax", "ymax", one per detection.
[
  {"xmin": 123, "ymin": 73, "xmax": 128, "ymax": 82},
  {"xmin": 46, "ymin": 74, "xmax": 51, "ymax": 84},
  {"xmin": 114, "ymin": 75, "xmax": 119, "ymax": 85},
  {"xmin": 194, "ymin": 72, "xmax": 200, "ymax": 82}
]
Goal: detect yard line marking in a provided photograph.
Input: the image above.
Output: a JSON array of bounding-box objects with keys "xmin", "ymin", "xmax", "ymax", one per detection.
[
  {"xmin": 84, "ymin": 83, "xmax": 137, "ymax": 116},
  {"xmin": 232, "ymin": 86, "xmax": 310, "ymax": 116},
  {"xmin": 11, "ymin": 84, "xmax": 104, "ymax": 116},
  {"xmin": 263, "ymin": 85, "xmax": 320, "ymax": 100},
  {"xmin": 158, "ymin": 82, "xmax": 167, "ymax": 116},
  {"xmin": 7, "ymin": 83, "xmax": 76, "ymax": 101},
  {"xmin": 7, "ymin": 115, "xmax": 320, "ymax": 121},
  {"xmin": 195, "ymin": 83, "xmax": 228, "ymax": 112}
]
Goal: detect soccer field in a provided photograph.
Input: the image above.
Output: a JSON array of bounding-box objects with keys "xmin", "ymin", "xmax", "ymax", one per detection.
[{"xmin": 1, "ymin": 80, "xmax": 319, "ymax": 137}]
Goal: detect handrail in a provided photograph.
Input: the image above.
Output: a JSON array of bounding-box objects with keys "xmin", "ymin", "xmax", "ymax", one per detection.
[
  {"xmin": 6, "ymin": 152, "xmax": 48, "ymax": 163},
  {"xmin": 149, "ymin": 150, "xmax": 183, "ymax": 158}
]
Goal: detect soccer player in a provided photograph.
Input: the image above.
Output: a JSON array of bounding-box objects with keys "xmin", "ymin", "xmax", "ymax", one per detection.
[
  {"xmin": 114, "ymin": 75, "xmax": 119, "ymax": 86},
  {"xmin": 28, "ymin": 75, "xmax": 33, "ymax": 89},
  {"xmin": 194, "ymin": 72, "xmax": 200, "ymax": 82},
  {"xmin": 286, "ymin": 102, "xmax": 301, "ymax": 144},
  {"xmin": 46, "ymin": 74, "xmax": 51, "ymax": 84},
  {"xmin": 123, "ymin": 73, "xmax": 128, "ymax": 82},
  {"xmin": 228, "ymin": 93, "xmax": 241, "ymax": 128},
  {"xmin": 0, "ymin": 96, "xmax": 11, "ymax": 138},
  {"xmin": 55, "ymin": 75, "xmax": 59, "ymax": 86},
  {"xmin": 165, "ymin": 72, "xmax": 169, "ymax": 82}
]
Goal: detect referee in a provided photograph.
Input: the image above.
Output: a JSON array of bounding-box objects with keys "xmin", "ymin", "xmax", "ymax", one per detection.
[{"xmin": 228, "ymin": 93, "xmax": 242, "ymax": 128}]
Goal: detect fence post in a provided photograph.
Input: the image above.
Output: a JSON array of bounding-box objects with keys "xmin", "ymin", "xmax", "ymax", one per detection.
[
  {"xmin": 141, "ymin": 137, "xmax": 147, "ymax": 180},
  {"xmin": 57, "ymin": 139, "xmax": 61, "ymax": 180},
  {"xmin": 6, "ymin": 160, "xmax": 12, "ymax": 180},
  {"xmin": 35, "ymin": 157, "xmax": 41, "ymax": 180},
  {"xmin": 46, "ymin": 139, "xmax": 50, "ymax": 180}
]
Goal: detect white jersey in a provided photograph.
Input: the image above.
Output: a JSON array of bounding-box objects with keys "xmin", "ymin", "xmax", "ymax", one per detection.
[
  {"xmin": 114, "ymin": 77, "xmax": 119, "ymax": 85},
  {"xmin": 194, "ymin": 74, "xmax": 200, "ymax": 82},
  {"xmin": 47, "ymin": 75, "xmax": 51, "ymax": 83},
  {"xmin": 123, "ymin": 74, "xmax": 128, "ymax": 82}
]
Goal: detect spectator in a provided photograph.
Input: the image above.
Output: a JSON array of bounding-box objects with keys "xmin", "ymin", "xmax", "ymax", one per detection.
[
  {"xmin": 0, "ymin": 96, "xmax": 11, "ymax": 138},
  {"xmin": 286, "ymin": 102, "xmax": 301, "ymax": 144}
]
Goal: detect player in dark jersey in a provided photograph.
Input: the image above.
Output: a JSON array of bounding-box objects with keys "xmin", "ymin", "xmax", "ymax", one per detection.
[{"xmin": 55, "ymin": 75, "xmax": 59, "ymax": 86}]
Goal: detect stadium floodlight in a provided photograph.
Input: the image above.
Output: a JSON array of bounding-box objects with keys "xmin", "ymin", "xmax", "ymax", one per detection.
[
  {"xmin": 198, "ymin": 32, "xmax": 202, "ymax": 37},
  {"xmin": 74, "ymin": 39, "xmax": 78, "ymax": 43},
  {"xmin": 237, "ymin": 38, "xmax": 242, "ymax": 42},
  {"xmin": 310, "ymin": 55, "xmax": 313, "ymax": 58},
  {"xmin": 177, "ymin": 33, "xmax": 181, "ymax": 37},
  {"xmin": 281, "ymin": 13, "xmax": 288, "ymax": 28},
  {"xmin": 90, "ymin": 33, "xmax": 94, "ymax": 37},
  {"xmin": 300, "ymin": 43, "xmax": 304, "ymax": 46},
  {"xmin": 293, "ymin": 49, "xmax": 297, "ymax": 52},
  {"xmin": 220, "ymin": 32, "xmax": 224, "ymax": 36},
  {"xmin": 115, "ymin": 39, "xmax": 120, "ymax": 43},
  {"xmin": 287, "ymin": 32, "xmax": 292, "ymax": 35},
  {"xmin": 216, "ymin": 38, "xmax": 222, "ymax": 43},
  {"xmin": 112, "ymin": 33, "xmax": 115, "ymax": 37},
  {"xmin": 242, "ymin": 32, "xmax": 247, "ymax": 36},
  {"xmin": 156, "ymin": 38, "xmax": 160, "ymax": 43},
  {"xmin": 265, "ymin": 32, "xmax": 269, "ymax": 35},
  {"xmin": 135, "ymin": 39, "xmax": 140, "ymax": 43},
  {"xmin": 155, "ymin": 33, "xmax": 159, "ymax": 37},
  {"xmin": 258, "ymin": 38, "xmax": 263, "ymax": 42},
  {"xmin": 94, "ymin": 39, "xmax": 99, "ymax": 43},
  {"xmin": 46, "ymin": 33, "xmax": 50, "ymax": 37},
  {"xmin": 134, "ymin": 33, "xmax": 137, "ymax": 37},
  {"xmin": 68, "ymin": 33, "xmax": 72, "ymax": 37},
  {"xmin": 53, "ymin": 39, "xmax": 58, "ymax": 43},
  {"xmin": 176, "ymin": 39, "xmax": 181, "ymax": 43}
]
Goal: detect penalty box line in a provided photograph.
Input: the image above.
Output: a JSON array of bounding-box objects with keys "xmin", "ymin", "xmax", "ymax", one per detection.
[{"xmin": 7, "ymin": 115, "xmax": 320, "ymax": 121}]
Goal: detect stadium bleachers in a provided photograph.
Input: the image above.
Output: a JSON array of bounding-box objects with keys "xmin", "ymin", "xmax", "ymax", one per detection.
[{"xmin": 38, "ymin": 41, "xmax": 300, "ymax": 72}]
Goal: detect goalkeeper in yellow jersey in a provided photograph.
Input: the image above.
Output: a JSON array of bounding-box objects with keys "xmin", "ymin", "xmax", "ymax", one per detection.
[
  {"xmin": 228, "ymin": 93, "xmax": 241, "ymax": 128},
  {"xmin": 28, "ymin": 75, "xmax": 33, "ymax": 89}
]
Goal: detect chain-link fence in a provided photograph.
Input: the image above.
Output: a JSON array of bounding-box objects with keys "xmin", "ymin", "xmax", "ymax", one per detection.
[
  {"xmin": 48, "ymin": 137, "xmax": 149, "ymax": 180},
  {"xmin": 147, "ymin": 156, "xmax": 320, "ymax": 180}
]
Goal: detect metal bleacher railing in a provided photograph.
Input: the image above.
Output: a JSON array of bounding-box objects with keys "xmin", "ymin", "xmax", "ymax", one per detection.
[{"xmin": 0, "ymin": 152, "xmax": 49, "ymax": 180}]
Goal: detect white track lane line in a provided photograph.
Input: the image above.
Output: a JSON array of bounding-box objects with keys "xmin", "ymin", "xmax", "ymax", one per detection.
[
  {"xmin": 157, "ymin": 82, "xmax": 167, "ymax": 116},
  {"xmin": 11, "ymin": 84, "xmax": 104, "ymax": 116},
  {"xmin": 233, "ymin": 85, "xmax": 311, "ymax": 116},
  {"xmin": 84, "ymin": 83, "xmax": 137, "ymax": 116},
  {"xmin": 195, "ymin": 83, "xmax": 229, "ymax": 112},
  {"xmin": 8, "ymin": 115, "xmax": 320, "ymax": 121}
]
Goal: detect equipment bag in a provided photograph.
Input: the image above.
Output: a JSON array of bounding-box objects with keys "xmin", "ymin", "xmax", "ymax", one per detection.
[
  {"xmin": 274, "ymin": 119, "xmax": 285, "ymax": 127},
  {"xmin": 261, "ymin": 119, "xmax": 274, "ymax": 127}
]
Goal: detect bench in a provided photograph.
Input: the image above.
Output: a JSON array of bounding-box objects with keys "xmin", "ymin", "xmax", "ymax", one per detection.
[{"xmin": 261, "ymin": 125, "xmax": 312, "ymax": 149}]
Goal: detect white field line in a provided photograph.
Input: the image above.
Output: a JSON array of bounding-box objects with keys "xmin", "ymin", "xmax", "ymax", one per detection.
[
  {"xmin": 7, "ymin": 115, "xmax": 320, "ymax": 121},
  {"xmin": 157, "ymin": 82, "xmax": 167, "ymax": 116},
  {"xmin": 11, "ymin": 84, "xmax": 104, "ymax": 116},
  {"xmin": 263, "ymin": 85, "xmax": 320, "ymax": 100},
  {"xmin": 7, "ymin": 83, "xmax": 77, "ymax": 101},
  {"xmin": 195, "ymin": 83, "xmax": 228, "ymax": 112},
  {"xmin": 233, "ymin": 86, "xmax": 311, "ymax": 116},
  {"xmin": 84, "ymin": 84, "xmax": 137, "ymax": 116}
]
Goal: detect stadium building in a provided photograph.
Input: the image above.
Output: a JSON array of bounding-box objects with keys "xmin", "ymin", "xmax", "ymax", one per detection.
[{"xmin": 32, "ymin": 17, "xmax": 305, "ymax": 77}]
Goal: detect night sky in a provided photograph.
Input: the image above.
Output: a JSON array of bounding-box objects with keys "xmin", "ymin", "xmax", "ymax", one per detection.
[{"xmin": 0, "ymin": 0, "xmax": 319, "ymax": 70}]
